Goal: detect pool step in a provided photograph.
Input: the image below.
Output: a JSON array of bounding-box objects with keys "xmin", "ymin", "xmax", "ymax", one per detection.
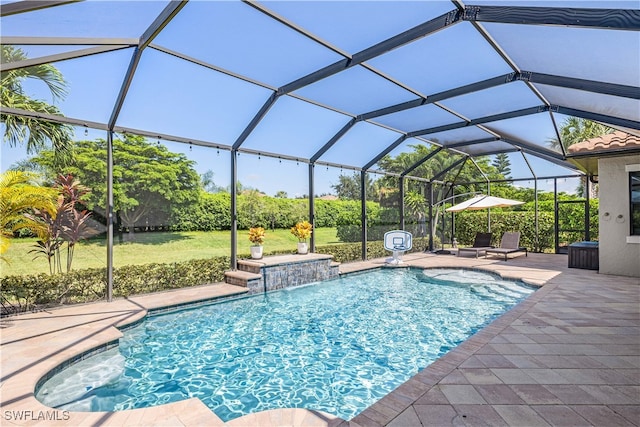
[
  {"xmin": 224, "ymin": 270, "xmax": 262, "ymax": 289},
  {"xmin": 237, "ymin": 259, "xmax": 264, "ymax": 274}
]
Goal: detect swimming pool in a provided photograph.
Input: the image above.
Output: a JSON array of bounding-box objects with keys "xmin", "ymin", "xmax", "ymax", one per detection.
[{"xmin": 36, "ymin": 268, "xmax": 535, "ymax": 421}]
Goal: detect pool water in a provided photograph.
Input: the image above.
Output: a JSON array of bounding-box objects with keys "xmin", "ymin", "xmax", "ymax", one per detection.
[{"xmin": 36, "ymin": 268, "xmax": 534, "ymax": 421}]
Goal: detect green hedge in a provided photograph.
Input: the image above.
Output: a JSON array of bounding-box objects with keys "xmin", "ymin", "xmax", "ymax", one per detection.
[
  {"xmin": 170, "ymin": 194, "xmax": 383, "ymax": 231},
  {"xmin": 1, "ymin": 257, "xmax": 230, "ymax": 315},
  {"xmin": 2, "ymin": 240, "xmax": 433, "ymax": 315}
]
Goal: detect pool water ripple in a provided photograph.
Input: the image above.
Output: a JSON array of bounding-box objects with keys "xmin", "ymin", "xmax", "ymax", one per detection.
[{"xmin": 36, "ymin": 268, "xmax": 534, "ymax": 421}]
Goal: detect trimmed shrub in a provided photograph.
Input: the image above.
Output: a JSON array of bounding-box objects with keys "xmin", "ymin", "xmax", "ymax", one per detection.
[
  {"xmin": 1, "ymin": 257, "xmax": 230, "ymax": 315},
  {"xmin": 170, "ymin": 192, "xmax": 231, "ymax": 231},
  {"xmin": 0, "ymin": 239, "xmax": 431, "ymax": 315}
]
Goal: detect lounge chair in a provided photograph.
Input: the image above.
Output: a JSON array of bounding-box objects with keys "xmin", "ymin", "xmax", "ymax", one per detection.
[
  {"xmin": 485, "ymin": 232, "xmax": 528, "ymax": 261},
  {"xmin": 457, "ymin": 232, "xmax": 493, "ymax": 258}
]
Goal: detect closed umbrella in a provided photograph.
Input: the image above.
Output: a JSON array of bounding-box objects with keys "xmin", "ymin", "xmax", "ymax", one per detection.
[{"xmin": 446, "ymin": 194, "xmax": 524, "ymax": 212}]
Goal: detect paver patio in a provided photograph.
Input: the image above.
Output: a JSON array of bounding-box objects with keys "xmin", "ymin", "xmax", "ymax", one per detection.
[{"xmin": 1, "ymin": 252, "xmax": 638, "ymax": 426}]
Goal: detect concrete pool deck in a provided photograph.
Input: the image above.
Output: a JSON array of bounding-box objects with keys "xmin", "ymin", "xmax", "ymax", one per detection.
[{"xmin": 1, "ymin": 252, "xmax": 638, "ymax": 426}]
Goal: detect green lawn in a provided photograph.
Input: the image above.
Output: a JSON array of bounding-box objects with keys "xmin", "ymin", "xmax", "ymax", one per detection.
[{"xmin": 1, "ymin": 228, "xmax": 343, "ymax": 277}]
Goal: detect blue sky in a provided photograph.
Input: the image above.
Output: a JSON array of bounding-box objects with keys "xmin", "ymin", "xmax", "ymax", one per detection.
[{"xmin": 2, "ymin": 0, "xmax": 635, "ymax": 196}]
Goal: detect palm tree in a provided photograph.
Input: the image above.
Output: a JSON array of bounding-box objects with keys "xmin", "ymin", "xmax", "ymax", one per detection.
[
  {"xmin": 0, "ymin": 171, "xmax": 57, "ymax": 261},
  {"xmin": 1, "ymin": 45, "xmax": 74, "ymax": 157},
  {"xmin": 548, "ymin": 116, "xmax": 613, "ymax": 198},
  {"xmin": 547, "ymin": 116, "xmax": 614, "ymax": 152},
  {"xmin": 404, "ymin": 191, "xmax": 427, "ymax": 237}
]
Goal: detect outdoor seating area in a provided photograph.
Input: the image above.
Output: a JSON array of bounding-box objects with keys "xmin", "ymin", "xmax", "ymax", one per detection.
[
  {"xmin": 457, "ymin": 232, "xmax": 493, "ymax": 258},
  {"xmin": 485, "ymin": 232, "xmax": 529, "ymax": 261}
]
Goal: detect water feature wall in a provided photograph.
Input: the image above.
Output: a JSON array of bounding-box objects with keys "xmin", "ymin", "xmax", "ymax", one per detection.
[{"xmin": 224, "ymin": 253, "xmax": 339, "ymax": 293}]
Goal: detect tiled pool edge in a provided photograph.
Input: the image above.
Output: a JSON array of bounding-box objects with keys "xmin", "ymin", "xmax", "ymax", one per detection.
[
  {"xmin": 351, "ymin": 265, "xmax": 559, "ymax": 426},
  {"xmin": 6, "ymin": 253, "xmax": 633, "ymax": 427},
  {"xmin": 33, "ymin": 289, "xmax": 251, "ymax": 401},
  {"xmin": 33, "ymin": 264, "xmax": 539, "ymax": 425},
  {"xmin": 34, "ymin": 340, "xmax": 120, "ymax": 398}
]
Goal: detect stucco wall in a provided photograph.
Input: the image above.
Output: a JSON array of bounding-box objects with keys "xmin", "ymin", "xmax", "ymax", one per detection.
[{"xmin": 598, "ymin": 155, "xmax": 640, "ymax": 277}]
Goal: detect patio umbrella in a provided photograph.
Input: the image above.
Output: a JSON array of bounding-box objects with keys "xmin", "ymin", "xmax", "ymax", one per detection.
[{"xmin": 445, "ymin": 194, "xmax": 524, "ymax": 212}]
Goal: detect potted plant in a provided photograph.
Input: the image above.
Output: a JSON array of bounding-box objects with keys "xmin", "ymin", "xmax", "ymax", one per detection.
[
  {"xmin": 248, "ymin": 227, "xmax": 265, "ymax": 259},
  {"xmin": 290, "ymin": 220, "xmax": 312, "ymax": 254}
]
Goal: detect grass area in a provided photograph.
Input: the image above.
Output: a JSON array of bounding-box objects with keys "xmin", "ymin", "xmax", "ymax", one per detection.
[{"xmin": 1, "ymin": 228, "xmax": 343, "ymax": 277}]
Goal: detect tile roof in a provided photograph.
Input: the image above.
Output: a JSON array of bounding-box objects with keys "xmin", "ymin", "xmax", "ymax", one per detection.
[{"xmin": 567, "ymin": 130, "xmax": 640, "ymax": 154}]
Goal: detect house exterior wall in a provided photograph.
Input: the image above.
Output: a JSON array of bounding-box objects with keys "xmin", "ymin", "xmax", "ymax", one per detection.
[{"xmin": 598, "ymin": 155, "xmax": 640, "ymax": 277}]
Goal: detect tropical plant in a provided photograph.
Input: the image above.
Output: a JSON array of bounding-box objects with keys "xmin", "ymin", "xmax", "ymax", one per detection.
[
  {"xmin": 547, "ymin": 116, "xmax": 614, "ymax": 152},
  {"xmin": 248, "ymin": 227, "xmax": 265, "ymax": 245},
  {"xmin": 404, "ymin": 190, "xmax": 428, "ymax": 237},
  {"xmin": 1, "ymin": 45, "xmax": 74, "ymax": 159},
  {"xmin": 56, "ymin": 175, "xmax": 99, "ymax": 272},
  {"xmin": 290, "ymin": 220, "xmax": 312, "ymax": 242},
  {"xmin": 0, "ymin": 171, "xmax": 57, "ymax": 261},
  {"xmin": 24, "ymin": 174, "xmax": 99, "ymax": 274},
  {"xmin": 547, "ymin": 116, "xmax": 612, "ymax": 197},
  {"xmin": 25, "ymin": 198, "xmax": 66, "ymax": 274}
]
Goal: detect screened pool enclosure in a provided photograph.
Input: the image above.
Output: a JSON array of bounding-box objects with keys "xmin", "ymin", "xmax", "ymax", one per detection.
[{"xmin": 1, "ymin": 1, "xmax": 639, "ymax": 301}]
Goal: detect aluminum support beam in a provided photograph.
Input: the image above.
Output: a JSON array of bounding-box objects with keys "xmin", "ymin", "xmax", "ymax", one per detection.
[
  {"xmin": 360, "ymin": 171, "xmax": 367, "ymax": 261},
  {"xmin": 230, "ymin": 150, "xmax": 238, "ymax": 270},
  {"xmin": 431, "ymin": 157, "xmax": 468, "ymax": 182},
  {"xmin": 0, "ymin": 36, "xmax": 139, "ymax": 45},
  {"xmin": 232, "ymin": 92, "xmax": 279, "ymax": 150},
  {"xmin": 243, "ymin": 0, "xmax": 350, "ymax": 58},
  {"xmin": 0, "ymin": 0, "xmax": 77, "ymax": 17},
  {"xmin": 467, "ymin": 6, "xmax": 640, "ymax": 31},
  {"xmin": 459, "ymin": 173, "xmax": 583, "ymax": 187},
  {"xmin": 521, "ymin": 151, "xmax": 539, "ymax": 251},
  {"xmin": 108, "ymin": 1, "xmax": 186, "ymax": 129},
  {"xmin": 401, "ymin": 147, "xmax": 443, "ymax": 177},
  {"xmin": 361, "ymin": 73, "xmax": 517, "ymax": 121},
  {"xmin": 409, "ymin": 106, "xmax": 548, "ymax": 138},
  {"xmin": 428, "ymin": 183, "xmax": 434, "ymax": 251},
  {"xmin": 0, "ymin": 45, "xmax": 131, "ymax": 72},
  {"xmin": 399, "ymin": 177, "xmax": 405, "ymax": 230},
  {"xmin": 279, "ymin": 10, "xmax": 461, "ymax": 94},
  {"xmin": 585, "ymin": 175, "xmax": 591, "ymax": 241},
  {"xmin": 151, "ymin": 45, "xmax": 276, "ymax": 90},
  {"xmin": 309, "ymin": 163, "xmax": 315, "ymax": 252},
  {"xmin": 310, "ymin": 118, "xmax": 357, "ymax": 163},
  {"xmin": 468, "ymin": 157, "xmax": 490, "ymax": 185},
  {"xmin": 447, "ymin": 159, "xmax": 469, "ymax": 189},
  {"xmin": 442, "ymin": 137, "xmax": 500, "ymax": 149},
  {"xmin": 554, "ymin": 178, "xmax": 560, "ymax": 253},
  {"xmin": 556, "ymin": 107, "xmax": 640, "ymax": 131},
  {"xmin": 548, "ymin": 109, "xmax": 567, "ymax": 157},
  {"xmin": 363, "ymin": 135, "xmax": 407, "ymax": 171},
  {"xmin": 497, "ymin": 137, "xmax": 566, "ymax": 160},
  {"xmin": 0, "ymin": 106, "xmax": 107, "ymax": 130},
  {"xmin": 529, "ymin": 72, "xmax": 640, "ymax": 100},
  {"xmin": 106, "ymin": 131, "xmax": 114, "ymax": 302}
]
